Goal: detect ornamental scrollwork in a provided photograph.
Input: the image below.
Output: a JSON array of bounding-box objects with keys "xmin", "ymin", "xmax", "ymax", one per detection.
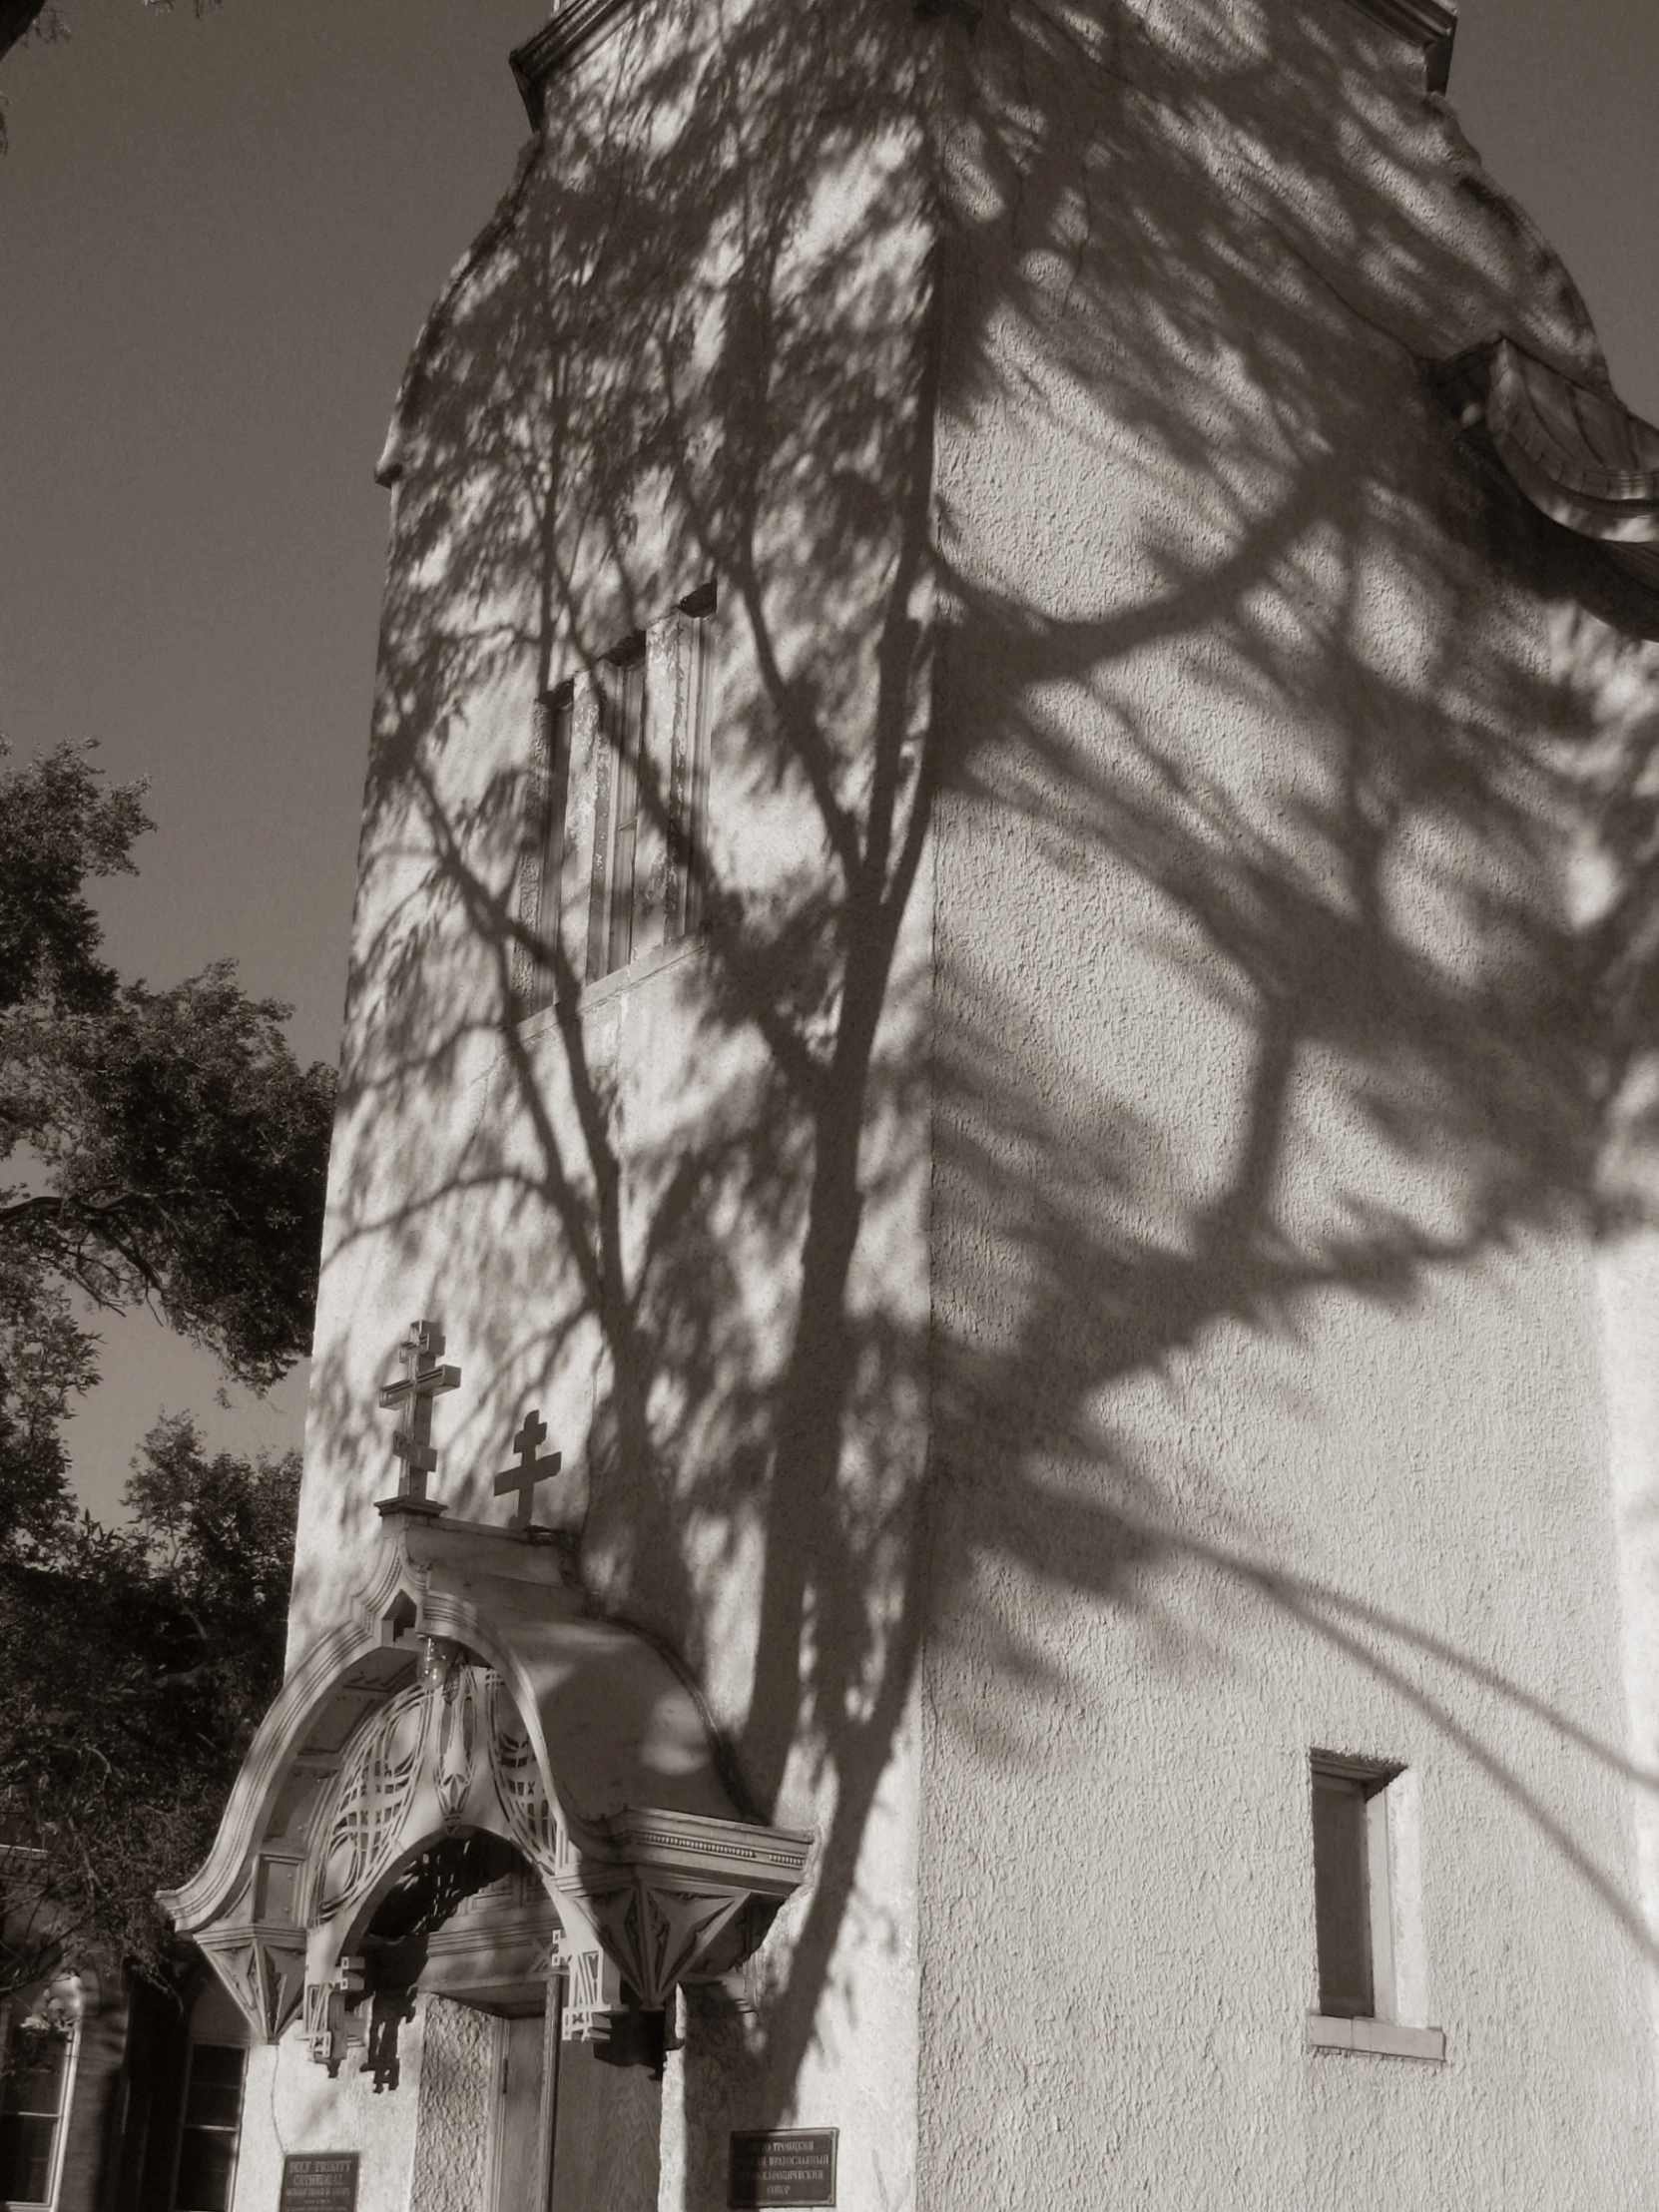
[
  {"xmin": 312, "ymin": 1685, "xmax": 428, "ymax": 1923},
  {"xmin": 484, "ymin": 1671, "xmax": 570, "ymax": 1886},
  {"xmin": 560, "ymin": 1940, "xmax": 623, "ymax": 2042},
  {"xmin": 432, "ymin": 1649, "xmax": 477, "ymax": 1829}
]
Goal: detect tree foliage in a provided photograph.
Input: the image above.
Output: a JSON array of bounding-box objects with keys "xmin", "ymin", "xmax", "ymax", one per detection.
[
  {"xmin": 0, "ymin": 742, "xmax": 326, "ymax": 2003},
  {"xmin": 0, "ymin": 743, "xmax": 334, "ymax": 1551},
  {"xmin": 5, "ymin": 962, "xmax": 337, "ymax": 1389},
  {"xmin": 0, "ymin": 1415, "xmax": 298, "ymax": 1998}
]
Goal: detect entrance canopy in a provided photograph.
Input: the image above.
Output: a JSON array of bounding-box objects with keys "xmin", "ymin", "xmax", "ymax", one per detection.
[{"xmin": 160, "ymin": 1514, "xmax": 810, "ymax": 2070}]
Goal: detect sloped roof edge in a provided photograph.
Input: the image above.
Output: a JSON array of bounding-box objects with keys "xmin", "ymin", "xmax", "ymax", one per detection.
[{"xmin": 374, "ymin": 134, "xmax": 546, "ymax": 489}]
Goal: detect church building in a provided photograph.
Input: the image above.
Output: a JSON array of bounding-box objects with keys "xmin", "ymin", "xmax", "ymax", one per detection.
[{"xmin": 155, "ymin": 1, "xmax": 1659, "ymax": 2207}]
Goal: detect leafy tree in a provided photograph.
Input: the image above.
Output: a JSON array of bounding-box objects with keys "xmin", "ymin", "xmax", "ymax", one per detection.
[
  {"xmin": 0, "ymin": 742, "xmax": 334, "ymax": 1550},
  {"xmin": 0, "ymin": 1414, "xmax": 299, "ymax": 1999},
  {"xmin": 0, "ymin": 741, "xmax": 327, "ymax": 2008}
]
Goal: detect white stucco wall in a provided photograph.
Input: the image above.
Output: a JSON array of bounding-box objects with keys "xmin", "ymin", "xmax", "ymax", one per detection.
[
  {"xmin": 237, "ymin": 2011, "xmax": 428, "ymax": 2212},
  {"xmin": 919, "ymin": 4, "xmax": 1659, "ymax": 2208}
]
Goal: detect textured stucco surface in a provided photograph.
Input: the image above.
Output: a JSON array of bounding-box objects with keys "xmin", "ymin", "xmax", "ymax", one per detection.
[
  {"xmin": 216, "ymin": 2, "xmax": 1659, "ymax": 2208},
  {"xmin": 256, "ymin": 0, "xmax": 932, "ymax": 2204},
  {"xmin": 919, "ymin": 2, "xmax": 1659, "ymax": 2206},
  {"xmin": 237, "ymin": 2008, "xmax": 428, "ymax": 2212},
  {"xmin": 406, "ymin": 1999, "xmax": 496, "ymax": 2212}
]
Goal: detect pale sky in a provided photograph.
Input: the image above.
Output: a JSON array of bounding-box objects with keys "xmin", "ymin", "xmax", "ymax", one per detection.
[{"xmin": 0, "ymin": 0, "xmax": 1654, "ymax": 1522}]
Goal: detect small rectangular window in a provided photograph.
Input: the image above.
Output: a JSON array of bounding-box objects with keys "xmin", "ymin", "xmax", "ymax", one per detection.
[
  {"xmin": 1307, "ymin": 1756, "xmax": 1443, "ymax": 2061},
  {"xmin": 172, "ymin": 2043, "xmax": 246, "ymax": 2212},
  {"xmin": 1310, "ymin": 1752, "xmax": 1402, "ymax": 2020}
]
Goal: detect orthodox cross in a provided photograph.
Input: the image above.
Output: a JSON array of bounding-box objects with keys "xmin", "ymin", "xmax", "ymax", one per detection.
[
  {"xmin": 377, "ymin": 1322, "xmax": 461, "ymax": 1503},
  {"xmin": 493, "ymin": 1407, "xmax": 562, "ymax": 1530}
]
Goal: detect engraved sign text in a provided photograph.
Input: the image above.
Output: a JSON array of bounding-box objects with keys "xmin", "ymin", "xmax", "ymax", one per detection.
[
  {"xmin": 729, "ymin": 2129, "xmax": 837, "ymax": 2208},
  {"xmin": 278, "ymin": 2153, "xmax": 359, "ymax": 2212}
]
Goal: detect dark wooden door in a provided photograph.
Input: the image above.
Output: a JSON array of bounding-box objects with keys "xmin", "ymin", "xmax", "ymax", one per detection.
[{"xmin": 493, "ymin": 2012, "xmax": 551, "ymax": 2212}]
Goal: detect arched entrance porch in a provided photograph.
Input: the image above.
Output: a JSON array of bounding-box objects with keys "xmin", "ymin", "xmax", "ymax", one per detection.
[{"xmin": 160, "ymin": 1513, "xmax": 811, "ymax": 2209}]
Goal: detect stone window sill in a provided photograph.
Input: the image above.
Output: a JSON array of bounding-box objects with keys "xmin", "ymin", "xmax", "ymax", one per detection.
[
  {"xmin": 1306, "ymin": 2014, "xmax": 1445, "ymax": 2063},
  {"xmin": 516, "ymin": 929, "xmax": 708, "ymax": 1042},
  {"xmin": 577, "ymin": 928, "xmax": 706, "ymax": 1013}
]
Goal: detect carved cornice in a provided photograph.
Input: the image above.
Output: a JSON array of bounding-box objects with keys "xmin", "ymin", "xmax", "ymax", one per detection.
[
  {"xmin": 1343, "ymin": 0, "xmax": 1456, "ymax": 93},
  {"xmin": 1348, "ymin": 0, "xmax": 1454, "ymax": 36},
  {"xmin": 1486, "ymin": 339, "xmax": 1659, "ymax": 513},
  {"xmin": 510, "ymin": 0, "xmax": 641, "ymax": 128},
  {"xmin": 424, "ymin": 1896, "xmax": 557, "ymax": 1966},
  {"xmin": 548, "ymin": 1804, "xmax": 810, "ymax": 2029},
  {"xmin": 1429, "ymin": 334, "xmax": 1659, "ymax": 569},
  {"xmin": 193, "ymin": 1921, "xmax": 307, "ymax": 2045},
  {"xmin": 588, "ymin": 1806, "xmax": 811, "ymax": 1893}
]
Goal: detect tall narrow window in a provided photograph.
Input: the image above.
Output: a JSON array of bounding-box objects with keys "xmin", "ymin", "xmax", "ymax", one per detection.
[
  {"xmin": 0, "ymin": 2015, "xmax": 75, "ymax": 2210},
  {"xmin": 586, "ymin": 640, "xmax": 647, "ymax": 983},
  {"xmin": 604, "ymin": 647, "xmax": 646, "ymax": 977},
  {"xmin": 1312, "ymin": 1760, "xmax": 1380, "ymax": 2017},
  {"xmin": 669, "ymin": 592, "xmax": 715, "ymax": 941},
  {"xmin": 171, "ymin": 2044, "xmax": 246, "ymax": 2212},
  {"xmin": 1307, "ymin": 1754, "xmax": 1444, "ymax": 2061},
  {"xmin": 516, "ymin": 685, "xmax": 572, "ymax": 1016},
  {"xmin": 1311, "ymin": 1751, "xmax": 1411, "ymax": 2024},
  {"xmin": 572, "ymin": 588, "xmax": 716, "ymax": 991}
]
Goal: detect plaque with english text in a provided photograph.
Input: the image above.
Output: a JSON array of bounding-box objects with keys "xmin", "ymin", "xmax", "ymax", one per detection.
[
  {"xmin": 728, "ymin": 2129, "xmax": 837, "ymax": 2208},
  {"xmin": 278, "ymin": 2153, "xmax": 359, "ymax": 2212}
]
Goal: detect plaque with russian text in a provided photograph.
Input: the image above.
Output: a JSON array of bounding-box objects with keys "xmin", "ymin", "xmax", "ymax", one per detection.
[
  {"xmin": 728, "ymin": 2128, "xmax": 837, "ymax": 2208},
  {"xmin": 278, "ymin": 2153, "xmax": 359, "ymax": 2212}
]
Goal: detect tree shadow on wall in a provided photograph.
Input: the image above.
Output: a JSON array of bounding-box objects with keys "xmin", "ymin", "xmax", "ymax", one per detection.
[{"xmin": 301, "ymin": 0, "xmax": 1659, "ymax": 2137}]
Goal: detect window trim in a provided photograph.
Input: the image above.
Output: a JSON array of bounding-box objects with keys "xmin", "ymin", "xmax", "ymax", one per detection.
[
  {"xmin": 168, "ymin": 2040, "xmax": 247, "ymax": 2212},
  {"xmin": 516, "ymin": 584, "xmax": 716, "ymax": 1019},
  {"xmin": 1306, "ymin": 1752, "xmax": 1443, "ymax": 2064},
  {"xmin": 0, "ymin": 2004, "xmax": 81, "ymax": 2212},
  {"xmin": 1305, "ymin": 2013, "xmax": 1445, "ymax": 2061}
]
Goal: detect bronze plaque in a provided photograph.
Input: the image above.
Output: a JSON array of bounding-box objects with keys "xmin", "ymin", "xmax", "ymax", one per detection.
[
  {"xmin": 278, "ymin": 2153, "xmax": 359, "ymax": 2212},
  {"xmin": 729, "ymin": 2129, "xmax": 837, "ymax": 2208}
]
